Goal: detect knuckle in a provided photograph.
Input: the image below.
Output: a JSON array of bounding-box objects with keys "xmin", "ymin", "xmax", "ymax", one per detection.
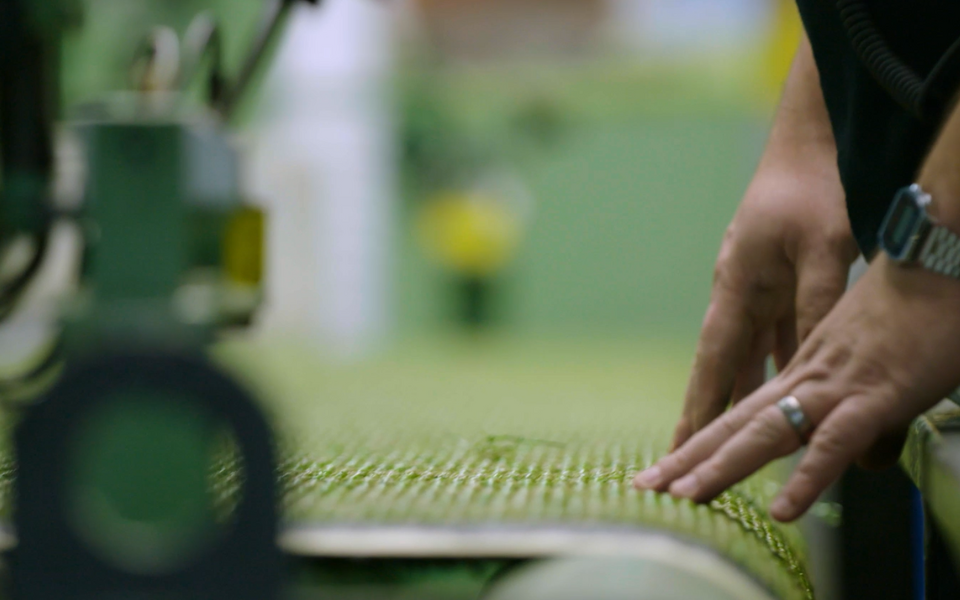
[
  {"xmin": 850, "ymin": 355, "xmax": 895, "ymax": 390},
  {"xmin": 818, "ymin": 342, "xmax": 852, "ymax": 371},
  {"xmin": 714, "ymin": 412, "xmax": 740, "ymax": 440},
  {"xmin": 720, "ymin": 222, "xmax": 739, "ymax": 249},
  {"xmin": 693, "ymin": 460, "xmax": 725, "ymax": 490},
  {"xmin": 750, "ymin": 406, "xmax": 790, "ymax": 446},
  {"xmin": 712, "ymin": 245, "xmax": 775, "ymax": 298},
  {"xmin": 798, "ymin": 275, "xmax": 839, "ymax": 304},
  {"xmin": 811, "ymin": 425, "xmax": 845, "ymax": 460},
  {"xmin": 790, "ymin": 334, "xmax": 825, "ymax": 367},
  {"xmin": 792, "ymin": 341, "xmax": 851, "ymax": 378},
  {"xmin": 713, "ymin": 244, "xmax": 737, "ymax": 285},
  {"xmin": 821, "ymin": 226, "xmax": 858, "ymax": 260},
  {"xmin": 796, "ymin": 297, "xmax": 836, "ymax": 333},
  {"xmin": 712, "ymin": 267, "xmax": 751, "ymax": 304},
  {"xmin": 797, "ymin": 362, "xmax": 831, "ymax": 383},
  {"xmin": 750, "ymin": 406, "xmax": 796, "ymax": 454}
]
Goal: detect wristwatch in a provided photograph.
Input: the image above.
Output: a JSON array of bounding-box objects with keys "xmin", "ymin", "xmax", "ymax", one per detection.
[{"xmin": 879, "ymin": 184, "xmax": 960, "ymax": 277}]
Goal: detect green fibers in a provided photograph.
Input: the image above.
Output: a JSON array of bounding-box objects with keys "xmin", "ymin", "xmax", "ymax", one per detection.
[
  {"xmin": 0, "ymin": 336, "xmax": 812, "ymax": 600},
  {"xmin": 218, "ymin": 336, "xmax": 813, "ymax": 600}
]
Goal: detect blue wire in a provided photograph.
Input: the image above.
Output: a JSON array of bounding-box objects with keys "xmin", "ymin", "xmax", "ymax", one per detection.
[{"xmin": 910, "ymin": 484, "xmax": 926, "ymax": 600}]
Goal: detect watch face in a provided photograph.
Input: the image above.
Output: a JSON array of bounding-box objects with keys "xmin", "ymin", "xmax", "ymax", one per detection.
[{"xmin": 880, "ymin": 188, "xmax": 925, "ymax": 260}]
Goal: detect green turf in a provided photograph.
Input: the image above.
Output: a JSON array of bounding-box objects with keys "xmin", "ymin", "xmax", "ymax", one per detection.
[
  {"xmin": 215, "ymin": 336, "xmax": 813, "ymax": 600},
  {"xmin": 0, "ymin": 337, "xmax": 812, "ymax": 598}
]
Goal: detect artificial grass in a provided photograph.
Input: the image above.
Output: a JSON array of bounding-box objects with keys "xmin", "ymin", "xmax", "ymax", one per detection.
[
  {"xmin": 217, "ymin": 336, "xmax": 813, "ymax": 600},
  {"xmin": 0, "ymin": 336, "xmax": 812, "ymax": 599}
]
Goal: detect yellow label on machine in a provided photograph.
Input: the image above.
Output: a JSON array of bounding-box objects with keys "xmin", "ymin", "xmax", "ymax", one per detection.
[{"xmin": 223, "ymin": 207, "xmax": 265, "ymax": 287}]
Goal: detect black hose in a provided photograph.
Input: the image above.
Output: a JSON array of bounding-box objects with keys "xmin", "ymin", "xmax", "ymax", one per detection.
[
  {"xmin": 837, "ymin": 0, "xmax": 960, "ymax": 120},
  {"xmin": 836, "ymin": 0, "xmax": 926, "ymax": 116}
]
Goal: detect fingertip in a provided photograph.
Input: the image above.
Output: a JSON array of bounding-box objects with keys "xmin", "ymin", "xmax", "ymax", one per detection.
[
  {"xmin": 769, "ymin": 495, "xmax": 796, "ymax": 522},
  {"xmin": 668, "ymin": 474, "xmax": 699, "ymax": 499},
  {"xmin": 633, "ymin": 465, "xmax": 663, "ymax": 490},
  {"xmin": 770, "ymin": 493, "xmax": 812, "ymax": 523}
]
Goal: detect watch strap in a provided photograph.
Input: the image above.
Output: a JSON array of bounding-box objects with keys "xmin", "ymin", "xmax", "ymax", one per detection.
[{"xmin": 918, "ymin": 224, "xmax": 960, "ymax": 278}]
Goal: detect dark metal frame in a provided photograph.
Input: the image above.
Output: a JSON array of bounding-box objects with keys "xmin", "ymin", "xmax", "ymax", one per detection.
[{"xmin": 901, "ymin": 405, "xmax": 960, "ymax": 600}]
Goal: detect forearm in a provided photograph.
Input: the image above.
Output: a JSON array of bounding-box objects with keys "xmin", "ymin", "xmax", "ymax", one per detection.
[
  {"xmin": 760, "ymin": 34, "xmax": 837, "ymax": 171},
  {"xmin": 919, "ymin": 99, "xmax": 960, "ymax": 228}
]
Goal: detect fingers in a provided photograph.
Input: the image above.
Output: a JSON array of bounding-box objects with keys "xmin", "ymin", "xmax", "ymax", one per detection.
[
  {"xmin": 771, "ymin": 398, "xmax": 882, "ymax": 522},
  {"xmin": 645, "ymin": 367, "xmax": 904, "ymax": 523},
  {"xmin": 652, "ymin": 378, "xmax": 839, "ymax": 502},
  {"xmin": 639, "ymin": 377, "xmax": 790, "ymax": 491},
  {"xmin": 664, "ymin": 404, "xmax": 802, "ymax": 502},
  {"xmin": 795, "ymin": 252, "xmax": 849, "ymax": 342},
  {"xmin": 674, "ymin": 295, "xmax": 755, "ymax": 449}
]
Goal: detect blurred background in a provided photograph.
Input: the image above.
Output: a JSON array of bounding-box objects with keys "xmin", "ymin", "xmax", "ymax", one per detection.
[
  {"xmin": 241, "ymin": 0, "xmax": 802, "ymax": 353},
  {"xmin": 38, "ymin": 0, "xmax": 805, "ymax": 355}
]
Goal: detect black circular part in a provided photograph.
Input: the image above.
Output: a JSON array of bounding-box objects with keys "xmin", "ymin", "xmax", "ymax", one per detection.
[{"xmin": 13, "ymin": 349, "xmax": 282, "ymax": 600}]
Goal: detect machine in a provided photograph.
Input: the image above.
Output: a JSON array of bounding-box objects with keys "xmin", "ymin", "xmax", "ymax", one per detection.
[{"xmin": 1, "ymin": 0, "xmax": 310, "ymax": 597}]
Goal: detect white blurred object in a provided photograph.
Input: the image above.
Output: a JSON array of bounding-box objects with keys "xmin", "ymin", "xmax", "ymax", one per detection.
[{"xmin": 247, "ymin": 0, "xmax": 396, "ymax": 356}]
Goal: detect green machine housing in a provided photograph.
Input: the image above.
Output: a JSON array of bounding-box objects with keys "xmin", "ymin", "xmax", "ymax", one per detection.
[
  {"xmin": 0, "ymin": 0, "xmax": 311, "ymax": 598},
  {"xmin": 74, "ymin": 102, "xmax": 264, "ymax": 346}
]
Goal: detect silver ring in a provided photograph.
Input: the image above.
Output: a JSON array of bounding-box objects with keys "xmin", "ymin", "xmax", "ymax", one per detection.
[{"xmin": 777, "ymin": 395, "xmax": 814, "ymax": 443}]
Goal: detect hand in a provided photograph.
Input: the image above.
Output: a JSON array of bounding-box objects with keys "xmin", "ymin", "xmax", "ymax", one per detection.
[
  {"xmin": 636, "ymin": 255, "xmax": 960, "ymax": 522},
  {"xmin": 671, "ymin": 162, "xmax": 858, "ymax": 450}
]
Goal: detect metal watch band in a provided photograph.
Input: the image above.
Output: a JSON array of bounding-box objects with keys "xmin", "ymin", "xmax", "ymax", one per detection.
[{"xmin": 918, "ymin": 225, "xmax": 960, "ymax": 278}]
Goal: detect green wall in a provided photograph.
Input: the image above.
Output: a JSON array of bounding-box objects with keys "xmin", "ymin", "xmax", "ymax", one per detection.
[{"xmin": 398, "ymin": 113, "xmax": 767, "ymax": 339}]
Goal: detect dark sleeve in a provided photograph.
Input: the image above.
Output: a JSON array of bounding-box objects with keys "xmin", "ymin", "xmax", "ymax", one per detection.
[{"xmin": 795, "ymin": 0, "xmax": 960, "ymax": 256}]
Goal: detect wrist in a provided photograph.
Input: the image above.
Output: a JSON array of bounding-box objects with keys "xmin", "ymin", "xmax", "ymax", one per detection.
[
  {"xmin": 918, "ymin": 177, "xmax": 960, "ymax": 232},
  {"xmin": 757, "ymin": 124, "xmax": 840, "ymax": 192}
]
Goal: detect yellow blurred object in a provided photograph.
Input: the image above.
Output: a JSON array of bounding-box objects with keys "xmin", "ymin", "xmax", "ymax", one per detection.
[
  {"xmin": 223, "ymin": 206, "xmax": 265, "ymax": 286},
  {"xmin": 763, "ymin": 0, "xmax": 804, "ymax": 99},
  {"xmin": 417, "ymin": 192, "xmax": 522, "ymax": 277}
]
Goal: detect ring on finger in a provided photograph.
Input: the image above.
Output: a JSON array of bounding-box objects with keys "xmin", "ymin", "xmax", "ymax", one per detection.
[{"xmin": 777, "ymin": 395, "xmax": 814, "ymax": 444}]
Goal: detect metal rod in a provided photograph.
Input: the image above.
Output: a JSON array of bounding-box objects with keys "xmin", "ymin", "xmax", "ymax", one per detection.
[{"xmin": 219, "ymin": 0, "xmax": 295, "ymax": 120}]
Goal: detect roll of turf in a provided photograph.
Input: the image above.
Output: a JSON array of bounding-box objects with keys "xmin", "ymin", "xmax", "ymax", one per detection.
[
  {"xmin": 0, "ymin": 339, "xmax": 815, "ymax": 600},
  {"xmin": 223, "ymin": 340, "xmax": 814, "ymax": 600}
]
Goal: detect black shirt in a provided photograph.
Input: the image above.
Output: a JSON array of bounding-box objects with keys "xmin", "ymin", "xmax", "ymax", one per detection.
[{"xmin": 795, "ymin": 0, "xmax": 960, "ymax": 255}]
